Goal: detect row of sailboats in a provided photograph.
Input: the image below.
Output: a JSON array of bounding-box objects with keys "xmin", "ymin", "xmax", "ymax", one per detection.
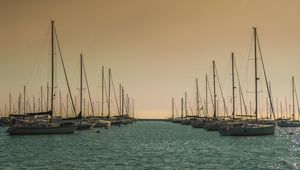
[
  {"xmin": 3, "ymin": 20, "xmax": 135, "ymax": 135},
  {"xmin": 170, "ymin": 27, "xmax": 281, "ymax": 136}
]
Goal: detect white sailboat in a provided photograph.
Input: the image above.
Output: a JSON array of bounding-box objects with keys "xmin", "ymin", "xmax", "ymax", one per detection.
[{"xmin": 7, "ymin": 21, "xmax": 77, "ymax": 135}]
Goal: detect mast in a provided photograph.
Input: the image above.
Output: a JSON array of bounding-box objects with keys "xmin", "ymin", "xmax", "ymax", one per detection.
[
  {"xmin": 232, "ymin": 53, "xmax": 235, "ymax": 119},
  {"xmin": 127, "ymin": 94, "xmax": 130, "ymax": 115},
  {"xmin": 206, "ymin": 74, "xmax": 208, "ymax": 117},
  {"xmin": 23, "ymin": 86, "xmax": 26, "ymax": 114},
  {"xmin": 9, "ymin": 93, "xmax": 11, "ymax": 115},
  {"xmin": 66, "ymin": 94, "xmax": 69, "ymax": 117},
  {"xmin": 101, "ymin": 66, "xmax": 104, "ymax": 117},
  {"xmin": 196, "ymin": 78, "xmax": 200, "ymax": 117},
  {"xmin": 253, "ymin": 27, "xmax": 258, "ymax": 121},
  {"xmin": 184, "ymin": 92, "xmax": 187, "ymax": 117},
  {"xmin": 50, "ymin": 20, "xmax": 54, "ymax": 120},
  {"xmin": 47, "ymin": 83, "xmax": 49, "ymax": 111},
  {"xmin": 80, "ymin": 54, "xmax": 83, "ymax": 117},
  {"xmin": 213, "ymin": 61, "xmax": 217, "ymax": 118},
  {"xmin": 18, "ymin": 93, "xmax": 21, "ymax": 114},
  {"xmin": 40, "ymin": 86, "xmax": 43, "ymax": 112},
  {"xmin": 172, "ymin": 98, "xmax": 174, "ymax": 119},
  {"xmin": 33, "ymin": 95, "xmax": 35, "ymax": 113},
  {"xmin": 108, "ymin": 68, "xmax": 111, "ymax": 118},
  {"xmin": 292, "ymin": 76, "xmax": 295, "ymax": 120},
  {"xmin": 122, "ymin": 86, "xmax": 124, "ymax": 116},
  {"xmin": 59, "ymin": 90, "xmax": 62, "ymax": 117},
  {"xmin": 132, "ymin": 99, "xmax": 135, "ymax": 118},
  {"xmin": 119, "ymin": 84, "xmax": 122, "ymax": 116},
  {"xmin": 181, "ymin": 97, "xmax": 183, "ymax": 119}
]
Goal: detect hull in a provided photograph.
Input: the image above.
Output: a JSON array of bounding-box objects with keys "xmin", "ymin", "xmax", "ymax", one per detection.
[
  {"xmin": 110, "ymin": 120, "xmax": 122, "ymax": 127},
  {"xmin": 204, "ymin": 121, "xmax": 224, "ymax": 131},
  {"xmin": 191, "ymin": 119, "xmax": 210, "ymax": 128},
  {"xmin": 277, "ymin": 121, "xmax": 300, "ymax": 127},
  {"xmin": 219, "ymin": 124, "xmax": 275, "ymax": 136},
  {"xmin": 191, "ymin": 121, "xmax": 205, "ymax": 128},
  {"xmin": 6, "ymin": 125, "xmax": 77, "ymax": 135},
  {"xmin": 180, "ymin": 119, "xmax": 191, "ymax": 125},
  {"xmin": 93, "ymin": 120, "xmax": 111, "ymax": 128}
]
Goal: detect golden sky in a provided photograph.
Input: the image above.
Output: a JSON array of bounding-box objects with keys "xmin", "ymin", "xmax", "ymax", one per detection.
[{"xmin": 1, "ymin": 0, "xmax": 300, "ymax": 118}]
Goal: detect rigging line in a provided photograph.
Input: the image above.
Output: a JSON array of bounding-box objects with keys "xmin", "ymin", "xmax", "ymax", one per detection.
[
  {"xmin": 82, "ymin": 58, "xmax": 95, "ymax": 116},
  {"xmin": 123, "ymin": 94, "xmax": 129, "ymax": 115},
  {"xmin": 42, "ymin": 88, "xmax": 47, "ymax": 111},
  {"xmin": 294, "ymin": 86, "xmax": 300, "ymax": 115},
  {"xmin": 174, "ymin": 102, "xmax": 179, "ymax": 116},
  {"xmin": 234, "ymin": 57, "xmax": 248, "ymax": 115},
  {"xmin": 196, "ymin": 80, "xmax": 204, "ymax": 116},
  {"xmin": 207, "ymin": 78, "xmax": 214, "ymax": 114},
  {"xmin": 186, "ymin": 94, "xmax": 194, "ymax": 116},
  {"xmin": 256, "ymin": 33, "xmax": 275, "ymax": 119},
  {"xmin": 244, "ymin": 35, "xmax": 254, "ymax": 102},
  {"xmin": 54, "ymin": 26, "xmax": 76, "ymax": 114},
  {"xmin": 103, "ymin": 69, "xmax": 110, "ymax": 116},
  {"xmin": 215, "ymin": 66, "xmax": 228, "ymax": 116},
  {"xmin": 110, "ymin": 74, "xmax": 121, "ymax": 115},
  {"xmin": 25, "ymin": 92, "xmax": 32, "ymax": 113}
]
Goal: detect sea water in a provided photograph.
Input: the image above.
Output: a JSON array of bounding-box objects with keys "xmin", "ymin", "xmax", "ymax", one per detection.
[{"xmin": 0, "ymin": 121, "xmax": 299, "ymax": 169}]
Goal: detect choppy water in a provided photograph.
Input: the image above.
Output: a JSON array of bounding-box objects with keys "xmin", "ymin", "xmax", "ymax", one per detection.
[{"xmin": 0, "ymin": 121, "xmax": 300, "ymax": 169}]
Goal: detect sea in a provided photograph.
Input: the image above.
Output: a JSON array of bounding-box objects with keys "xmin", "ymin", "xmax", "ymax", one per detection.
[{"xmin": 0, "ymin": 121, "xmax": 299, "ymax": 170}]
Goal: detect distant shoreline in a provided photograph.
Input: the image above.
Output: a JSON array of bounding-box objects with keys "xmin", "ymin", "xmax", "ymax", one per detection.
[{"xmin": 137, "ymin": 118, "xmax": 169, "ymax": 121}]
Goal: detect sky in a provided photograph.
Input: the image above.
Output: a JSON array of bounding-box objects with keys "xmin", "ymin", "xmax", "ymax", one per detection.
[{"xmin": 1, "ymin": 0, "xmax": 300, "ymax": 118}]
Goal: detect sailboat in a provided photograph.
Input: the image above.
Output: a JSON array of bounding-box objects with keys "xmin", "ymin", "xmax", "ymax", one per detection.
[
  {"xmin": 203, "ymin": 61, "xmax": 227, "ymax": 131},
  {"xmin": 278, "ymin": 76, "xmax": 300, "ymax": 127},
  {"xmin": 191, "ymin": 75, "xmax": 210, "ymax": 128},
  {"xmin": 6, "ymin": 21, "xmax": 77, "ymax": 135},
  {"xmin": 219, "ymin": 27, "xmax": 275, "ymax": 136}
]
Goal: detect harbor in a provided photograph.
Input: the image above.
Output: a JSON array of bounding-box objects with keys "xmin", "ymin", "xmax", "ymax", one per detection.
[
  {"xmin": 0, "ymin": 121, "xmax": 299, "ymax": 169},
  {"xmin": 1, "ymin": 0, "xmax": 300, "ymax": 169}
]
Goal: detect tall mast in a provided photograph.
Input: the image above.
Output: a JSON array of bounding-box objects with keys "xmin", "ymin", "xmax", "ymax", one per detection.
[
  {"xmin": 196, "ymin": 78, "xmax": 200, "ymax": 117},
  {"xmin": 232, "ymin": 53, "xmax": 235, "ymax": 119},
  {"xmin": 181, "ymin": 97, "xmax": 183, "ymax": 119},
  {"xmin": 132, "ymin": 99, "xmax": 134, "ymax": 118},
  {"xmin": 51, "ymin": 20, "xmax": 54, "ymax": 119},
  {"xmin": 122, "ymin": 86, "xmax": 124, "ymax": 116},
  {"xmin": 47, "ymin": 83, "xmax": 49, "ymax": 111},
  {"xmin": 9, "ymin": 93, "xmax": 11, "ymax": 115},
  {"xmin": 40, "ymin": 86, "xmax": 43, "ymax": 112},
  {"xmin": 33, "ymin": 95, "xmax": 35, "ymax": 113},
  {"xmin": 172, "ymin": 98, "xmax": 174, "ymax": 119},
  {"xmin": 213, "ymin": 61, "xmax": 217, "ymax": 118},
  {"xmin": 292, "ymin": 76, "xmax": 295, "ymax": 120},
  {"xmin": 59, "ymin": 90, "xmax": 62, "ymax": 117},
  {"xmin": 119, "ymin": 84, "xmax": 122, "ymax": 116},
  {"xmin": 101, "ymin": 66, "xmax": 104, "ymax": 117},
  {"xmin": 108, "ymin": 68, "xmax": 111, "ymax": 118},
  {"xmin": 253, "ymin": 27, "xmax": 258, "ymax": 121},
  {"xmin": 18, "ymin": 93, "xmax": 21, "ymax": 114},
  {"xmin": 66, "ymin": 94, "xmax": 69, "ymax": 117},
  {"xmin": 184, "ymin": 92, "xmax": 187, "ymax": 117},
  {"xmin": 127, "ymin": 94, "xmax": 130, "ymax": 115},
  {"xmin": 205, "ymin": 74, "xmax": 208, "ymax": 117},
  {"xmin": 24, "ymin": 85, "xmax": 26, "ymax": 114},
  {"xmin": 80, "ymin": 54, "xmax": 83, "ymax": 117}
]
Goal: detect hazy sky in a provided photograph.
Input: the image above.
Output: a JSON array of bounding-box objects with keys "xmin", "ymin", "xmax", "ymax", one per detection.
[{"xmin": 1, "ymin": 0, "xmax": 300, "ymax": 118}]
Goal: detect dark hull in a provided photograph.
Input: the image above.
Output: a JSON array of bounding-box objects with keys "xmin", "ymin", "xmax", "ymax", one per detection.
[
  {"xmin": 219, "ymin": 124, "xmax": 275, "ymax": 136},
  {"xmin": 77, "ymin": 123, "xmax": 92, "ymax": 130},
  {"xmin": 6, "ymin": 125, "xmax": 77, "ymax": 135},
  {"xmin": 277, "ymin": 121, "xmax": 300, "ymax": 127},
  {"xmin": 191, "ymin": 122, "xmax": 205, "ymax": 128},
  {"xmin": 204, "ymin": 121, "xmax": 224, "ymax": 131}
]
